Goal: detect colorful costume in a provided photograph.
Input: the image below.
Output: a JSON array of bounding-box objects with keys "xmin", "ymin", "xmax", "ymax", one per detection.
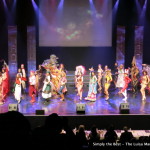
[
  {"xmin": 0, "ymin": 75, "xmax": 3, "ymax": 105},
  {"xmin": 29, "ymin": 72, "xmax": 36, "ymax": 103},
  {"xmin": 42, "ymin": 75, "xmax": 52, "ymax": 99},
  {"xmin": 131, "ymin": 66, "xmax": 139, "ymax": 94},
  {"xmin": 14, "ymin": 75, "xmax": 22, "ymax": 103},
  {"xmin": 21, "ymin": 66, "xmax": 27, "ymax": 93},
  {"xmin": 119, "ymin": 71, "xmax": 131, "ymax": 101},
  {"xmin": 58, "ymin": 74, "xmax": 67, "ymax": 100},
  {"xmin": 97, "ymin": 67, "xmax": 103, "ymax": 91},
  {"xmin": 116, "ymin": 69, "xmax": 125, "ymax": 88},
  {"xmin": 104, "ymin": 74, "xmax": 112, "ymax": 92},
  {"xmin": 140, "ymin": 74, "xmax": 149, "ymax": 100},
  {"xmin": 2, "ymin": 66, "xmax": 9, "ymax": 100},
  {"xmin": 113, "ymin": 64, "xmax": 118, "ymax": 87},
  {"xmin": 85, "ymin": 72, "xmax": 97, "ymax": 101}
]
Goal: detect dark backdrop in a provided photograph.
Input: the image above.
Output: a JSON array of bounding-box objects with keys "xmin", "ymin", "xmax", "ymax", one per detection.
[{"xmin": 0, "ymin": 0, "xmax": 150, "ymax": 70}]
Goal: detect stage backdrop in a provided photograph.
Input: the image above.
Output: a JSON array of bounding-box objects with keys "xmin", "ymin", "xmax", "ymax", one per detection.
[{"xmin": 39, "ymin": 0, "xmax": 112, "ymax": 47}]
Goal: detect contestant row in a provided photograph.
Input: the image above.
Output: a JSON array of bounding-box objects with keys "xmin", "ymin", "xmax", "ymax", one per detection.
[{"xmin": 0, "ymin": 58, "xmax": 150, "ymax": 105}]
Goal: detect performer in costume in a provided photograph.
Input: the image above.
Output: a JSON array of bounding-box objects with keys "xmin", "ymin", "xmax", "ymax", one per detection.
[
  {"xmin": 104, "ymin": 69, "xmax": 112, "ymax": 100},
  {"xmin": 58, "ymin": 71, "xmax": 67, "ymax": 101},
  {"xmin": 37, "ymin": 65, "xmax": 44, "ymax": 93},
  {"xmin": 118, "ymin": 69, "xmax": 131, "ymax": 102},
  {"xmin": 1, "ymin": 61, "xmax": 9, "ymax": 102},
  {"xmin": 116, "ymin": 64, "xmax": 125, "ymax": 89},
  {"xmin": 97, "ymin": 64, "xmax": 103, "ymax": 91},
  {"xmin": 140, "ymin": 71, "xmax": 150, "ymax": 101},
  {"xmin": 58, "ymin": 63, "xmax": 67, "ymax": 94},
  {"xmin": 85, "ymin": 67, "xmax": 97, "ymax": 101},
  {"xmin": 59, "ymin": 63, "xmax": 66, "ymax": 73},
  {"xmin": 102, "ymin": 65, "xmax": 109, "ymax": 90},
  {"xmin": 29, "ymin": 71, "xmax": 36, "ymax": 103},
  {"xmin": 50, "ymin": 65, "xmax": 61, "ymax": 94},
  {"xmin": 75, "ymin": 66, "xmax": 85, "ymax": 100},
  {"xmin": 0, "ymin": 72, "xmax": 3, "ymax": 105},
  {"xmin": 35, "ymin": 70, "xmax": 40, "ymax": 97},
  {"xmin": 42, "ymin": 71, "xmax": 52, "ymax": 99},
  {"xmin": 14, "ymin": 73, "xmax": 22, "ymax": 103},
  {"xmin": 75, "ymin": 66, "xmax": 84, "ymax": 89},
  {"xmin": 20, "ymin": 64, "xmax": 27, "ymax": 93},
  {"xmin": 130, "ymin": 64, "xmax": 139, "ymax": 94},
  {"xmin": 113, "ymin": 62, "xmax": 118, "ymax": 88},
  {"xmin": 42, "ymin": 55, "xmax": 61, "ymax": 96}
]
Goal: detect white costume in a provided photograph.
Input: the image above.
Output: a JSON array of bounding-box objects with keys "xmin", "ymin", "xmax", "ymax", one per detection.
[
  {"xmin": 42, "ymin": 75, "xmax": 52, "ymax": 99},
  {"xmin": 116, "ymin": 69, "xmax": 125, "ymax": 88}
]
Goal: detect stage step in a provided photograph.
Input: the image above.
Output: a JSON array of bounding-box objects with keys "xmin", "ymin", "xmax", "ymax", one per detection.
[{"xmin": 66, "ymin": 71, "xmax": 90, "ymax": 85}]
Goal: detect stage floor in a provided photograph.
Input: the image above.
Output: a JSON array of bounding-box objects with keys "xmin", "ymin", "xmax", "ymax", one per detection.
[{"xmin": 1, "ymin": 86, "xmax": 150, "ymax": 116}]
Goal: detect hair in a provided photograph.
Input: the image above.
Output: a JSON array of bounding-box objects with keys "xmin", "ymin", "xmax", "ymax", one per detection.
[
  {"xmin": 16, "ymin": 73, "xmax": 21, "ymax": 78},
  {"xmin": 123, "ymin": 126, "xmax": 129, "ymax": 132},
  {"xmin": 78, "ymin": 125, "xmax": 85, "ymax": 132},
  {"xmin": 91, "ymin": 71, "xmax": 95, "ymax": 76},
  {"xmin": 2, "ymin": 68, "xmax": 5, "ymax": 73},
  {"xmin": 142, "ymin": 70, "xmax": 148, "ymax": 75},
  {"xmin": 98, "ymin": 64, "xmax": 101, "ymax": 67}
]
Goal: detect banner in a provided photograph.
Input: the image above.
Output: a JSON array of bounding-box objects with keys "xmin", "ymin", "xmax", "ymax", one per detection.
[
  {"xmin": 8, "ymin": 26, "xmax": 17, "ymax": 84},
  {"xmin": 134, "ymin": 26, "xmax": 144, "ymax": 71},
  {"xmin": 116, "ymin": 26, "xmax": 125, "ymax": 65},
  {"xmin": 27, "ymin": 26, "xmax": 36, "ymax": 76}
]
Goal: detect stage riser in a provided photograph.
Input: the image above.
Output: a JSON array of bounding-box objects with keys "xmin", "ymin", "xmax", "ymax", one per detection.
[{"xmin": 26, "ymin": 115, "xmax": 150, "ymax": 130}]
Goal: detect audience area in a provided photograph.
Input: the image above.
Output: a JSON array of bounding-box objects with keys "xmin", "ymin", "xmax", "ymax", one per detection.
[{"xmin": 0, "ymin": 111, "xmax": 150, "ymax": 149}]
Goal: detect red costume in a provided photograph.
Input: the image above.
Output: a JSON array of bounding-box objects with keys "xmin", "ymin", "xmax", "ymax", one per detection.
[
  {"xmin": 121, "ymin": 76, "xmax": 131, "ymax": 93},
  {"xmin": 2, "ymin": 67, "xmax": 9, "ymax": 100},
  {"xmin": 29, "ymin": 72, "xmax": 36, "ymax": 103}
]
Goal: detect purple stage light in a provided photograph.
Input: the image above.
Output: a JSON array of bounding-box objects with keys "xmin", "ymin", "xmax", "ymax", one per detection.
[
  {"xmin": 143, "ymin": 0, "xmax": 147, "ymax": 9},
  {"xmin": 58, "ymin": 0, "xmax": 64, "ymax": 10},
  {"xmin": 140, "ymin": 0, "xmax": 147, "ymax": 19},
  {"xmin": 90, "ymin": 0, "xmax": 92, "ymax": 3},
  {"xmin": 135, "ymin": 0, "xmax": 142, "ymax": 14},
  {"xmin": 3, "ymin": 0, "xmax": 7, "ymax": 8},
  {"xmin": 31, "ymin": 0, "xmax": 38, "ymax": 11},
  {"xmin": 114, "ymin": 0, "xmax": 119, "ymax": 10}
]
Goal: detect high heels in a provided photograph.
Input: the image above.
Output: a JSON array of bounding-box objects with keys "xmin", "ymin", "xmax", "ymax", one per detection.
[{"xmin": 142, "ymin": 97, "xmax": 146, "ymax": 101}]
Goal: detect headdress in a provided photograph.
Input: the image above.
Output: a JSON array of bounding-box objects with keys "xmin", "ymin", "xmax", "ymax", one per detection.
[
  {"xmin": 76, "ymin": 65, "xmax": 86, "ymax": 75},
  {"xmin": 124, "ymin": 69, "xmax": 129, "ymax": 74}
]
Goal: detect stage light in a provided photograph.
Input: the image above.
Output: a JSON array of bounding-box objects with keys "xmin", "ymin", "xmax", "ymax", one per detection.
[
  {"xmin": 3, "ymin": 0, "xmax": 7, "ymax": 8},
  {"xmin": 58, "ymin": 0, "xmax": 64, "ymax": 10},
  {"xmin": 8, "ymin": 104, "xmax": 19, "ymax": 111},
  {"xmin": 113, "ymin": 0, "xmax": 119, "ymax": 9},
  {"xmin": 76, "ymin": 103, "xmax": 85, "ymax": 114},
  {"xmin": 31, "ymin": 0, "xmax": 38, "ymax": 11},
  {"xmin": 140, "ymin": 0, "xmax": 147, "ymax": 21},
  {"xmin": 35, "ymin": 110, "xmax": 45, "ymax": 115},
  {"xmin": 119, "ymin": 103, "xmax": 130, "ymax": 114}
]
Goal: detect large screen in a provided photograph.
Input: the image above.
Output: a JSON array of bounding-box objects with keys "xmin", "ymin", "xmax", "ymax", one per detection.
[{"xmin": 39, "ymin": 0, "xmax": 112, "ymax": 47}]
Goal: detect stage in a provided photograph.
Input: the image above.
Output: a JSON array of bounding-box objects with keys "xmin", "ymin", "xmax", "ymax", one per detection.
[
  {"xmin": 1, "ymin": 85, "xmax": 150, "ymax": 130},
  {"xmin": 1, "ymin": 86, "xmax": 150, "ymax": 115}
]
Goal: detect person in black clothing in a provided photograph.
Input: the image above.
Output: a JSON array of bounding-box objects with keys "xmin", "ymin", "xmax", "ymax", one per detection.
[
  {"xmin": 88, "ymin": 125, "xmax": 100, "ymax": 149},
  {"xmin": 76, "ymin": 125, "xmax": 88, "ymax": 150},
  {"xmin": 32, "ymin": 113, "xmax": 77, "ymax": 150},
  {"xmin": 119, "ymin": 126, "xmax": 134, "ymax": 143},
  {"xmin": 0, "ymin": 111, "xmax": 31, "ymax": 149},
  {"xmin": 113, "ymin": 62, "xmax": 118, "ymax": 88},
  {"xmin": 104, "ymin": 124, "xmax": 118, "ymax": 143}
]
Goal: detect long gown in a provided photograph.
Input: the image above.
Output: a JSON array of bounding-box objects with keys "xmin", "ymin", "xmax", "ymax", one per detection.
[
  {"xmin": 14, "ymin": 77, "xmax": 22, "ymax": 102},
  {"xmin": 86, "ymin": 73, "xmax": 97, "ymax": 101},
  {"xmin": 2, "ymin": 67, "xmax": 9, "ymax": 100},
  {"xmin": 116, "ymin": 69, "xmax": 125, "ymax": 88},
  {"xmin": 42, "ymin": 75, "xmax": 52, "ymax": 99},
  {"xmin": 0, "ymin": 76, "xmax": 3, "ymax": 104}
]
